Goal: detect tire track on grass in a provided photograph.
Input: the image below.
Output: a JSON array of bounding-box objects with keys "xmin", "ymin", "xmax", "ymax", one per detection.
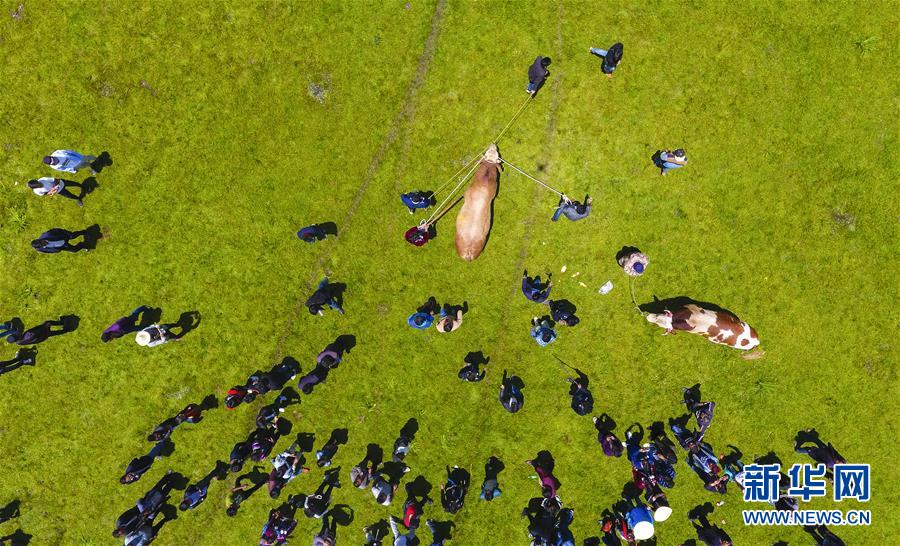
[
  {"xmin": 271, "ymin": 0, "xmax": 448, "ymax": 361},
  {"xmin": 463, "ymin": 0, "xmax": 566, "ymax": 473}
]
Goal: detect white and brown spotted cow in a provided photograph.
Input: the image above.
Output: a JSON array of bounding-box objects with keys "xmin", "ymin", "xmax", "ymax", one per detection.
[
  {"xmin": 455, "ymin": 144, "xmax": 500, "ymax": 261},
  {"xmin": 645, "ymin": 303, "xmax": 759, "ymax": 351}
]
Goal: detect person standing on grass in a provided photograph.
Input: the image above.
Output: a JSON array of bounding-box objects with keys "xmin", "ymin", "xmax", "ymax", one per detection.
[
  {"xmin": 400, "ymin": 191, "xmax": 434, "ymax": 214},
  {"xmin": 388, "ymin": 515, "xmax": 417, "ymax": 546},
  {"xmin": 525, "ymin": 459, "xmax": 560, "ymax": 499},
  {"xmin": 527, "ymin": 56, "xmax": 551, "ymax": 95},
  {"xmin": 316, "ymin": 435, "xmax": 341, "ymax": 468},
  {"xmin": 548, "ymin": 300, "xmax": 580, "ymax": 327},
  {"xmin": 317, "ymin": 341, "xmax": 344, "ymax": 369},
  {"xmin": 120, "ymin": 441, "xmax": 169, "ymax": 484},
  {"xmin": 480, "ymin": 456, "xmax": 503, "ymax": 500},
  {"xmin": 31, "ymin": 228, "xmax": 90, "ymax": 253},
  {"xmin": 27, "ymin": 177, "xmax": 83, "ymax": 206},
  {"xmin": 297, "ymin": 224, "xmax": 328, "ymax": 243},
  {"xmin": 530, "ymin": 317, "xmax": 557, "ymax": 347},
  {"xmin": 306, "ymin": 278, "xmax": 345, "ymax": 316},
  {"xmin": 408, "ymin": 297, "xmax": 439, "ymax": 329},
  {"xmin": 7, "ymin": 319, "xmax": 66, "ymax": 345},
  {"xmin": 43, "ymin": 149, "xmax": 96, "ymax": 174},
  {"xmin": 135, "ymin": 324, "xmax": 177, "ymax": 348},
  {"xmin": 179, "ymin": 462, "xmax": 227, "ymax": 511},
  {"xmin": 589, "ymin": 43, "xmax": 624, "ymax": 78},
  {"xmin": 499, "ymin": 370, "xmax": 524, "ymax": 413},
  {"xmin": 522, "ymin": 270, "xmax": 552, "ymax": 303},
  {"xmin": 101, "ymin": 306, "xmax": 149, "ymax": 342},
  {"xmin": 0, "ymin": 348, "xmax": 36, "ymax": 375},
  {"xmin": 552, "ymin": 195, "xmax": 592, "ymax": 222},
  {"xmin": 0, "ymin": 319, "xmax": 22, "ymax": 341},
  {"xmin": 655, "ymin": 149, "xmax": 688, "ymax": 175},
  {"xmin": 435, "ymin": 305, "xmax": 463, "ymax": 333}
]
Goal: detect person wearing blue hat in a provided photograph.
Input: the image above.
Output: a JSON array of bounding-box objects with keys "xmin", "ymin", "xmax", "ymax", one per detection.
[
  {"xmin": 407, "ymin": 297, "xmax": 439, "ymax": 329},
  {"xmin": 617, "ymin": 249, "xmax": 648, "ymax": 277}
]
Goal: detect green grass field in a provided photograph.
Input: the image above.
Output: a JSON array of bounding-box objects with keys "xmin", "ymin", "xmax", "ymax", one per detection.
[{"xmin": 0, "ymin": 1, "xmax": 897, "ymax": 544}]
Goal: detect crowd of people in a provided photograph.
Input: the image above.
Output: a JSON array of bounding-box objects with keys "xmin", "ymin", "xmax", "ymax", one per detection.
[{"xmin": 0, "ymin": 43, "xmax": 850, "ymax": 546}]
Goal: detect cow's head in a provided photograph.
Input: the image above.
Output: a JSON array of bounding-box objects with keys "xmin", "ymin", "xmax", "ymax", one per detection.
[
  {"xmin": 483, "ymin": 143, "xmax": 500, "ymax": 164},
  {"xmin": 645, "ymin": 310, "xmax": 673, "ymax": 331}
]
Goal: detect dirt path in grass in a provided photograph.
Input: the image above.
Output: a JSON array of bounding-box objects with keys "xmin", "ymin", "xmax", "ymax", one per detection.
[
  {"xmin": 272, "ymin": 0, "xmax": 447, "ymax": 361},
  {"xmin": 454, "ymin": 1, "xmax": 566, "ymax": 498}
]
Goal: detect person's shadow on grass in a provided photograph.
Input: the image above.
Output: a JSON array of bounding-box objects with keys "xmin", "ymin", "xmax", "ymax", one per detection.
[{"xmin": 90, "ymin": 151, "xmax": 113, "ymax": 174}]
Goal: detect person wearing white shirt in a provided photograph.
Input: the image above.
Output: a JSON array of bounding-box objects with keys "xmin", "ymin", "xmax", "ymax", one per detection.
[
  {"xmin": 135, "ymin": 324, "xmax": 175, "ymax": 348},
  {"xmin": 27, "ymin": 177, "xmax": 83, "ymax": 206},
  {"xmin": 42, "ymin": 149, "xmax": 96, "ymax": 174}
]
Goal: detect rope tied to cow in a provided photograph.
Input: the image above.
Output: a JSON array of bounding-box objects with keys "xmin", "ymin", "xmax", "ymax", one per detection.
[
  {"xmin": 428, "ymin": 94, "xmax": 533, "ymax": 201},
  {"xmin": 629, "ymin": 276, "xmax": 647, "ymax": 317},
  {"xmin": 499, "ymin": 157, "xmax": 567, "ymax": 197},
  {"xmin": 422, "ymin": 154, "xmax": 483, "ymax": 226}
]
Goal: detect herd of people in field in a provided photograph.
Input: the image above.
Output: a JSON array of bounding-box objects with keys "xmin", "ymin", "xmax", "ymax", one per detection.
[{"xmin": 1, "ymin": 39, "xmax": 851, "ymax": 546}]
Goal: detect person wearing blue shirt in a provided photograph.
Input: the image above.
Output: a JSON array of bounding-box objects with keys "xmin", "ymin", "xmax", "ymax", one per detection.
[
  {"xmin": 655, "ymin": 149, "xmax": 688, "ymax": 175},
  {"xmin": 522, "ymin": 270, "xmax": 552, "ymax": 303},
  {"xmin": 530, "ymin": 317, "xmax": 557, "ymax": 347},
  {"xmin": 43, "ymin": 149, "xmax": 96, "ymax": 174},
  {"xmin": 400, "ymin": 191, "xmax": 434, "ymax": 214}
]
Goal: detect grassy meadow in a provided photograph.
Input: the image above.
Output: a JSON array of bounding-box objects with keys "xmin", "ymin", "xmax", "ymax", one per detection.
[{"xmin": 0, "ymin": 0, "xmax": 897, "ymax": 544}]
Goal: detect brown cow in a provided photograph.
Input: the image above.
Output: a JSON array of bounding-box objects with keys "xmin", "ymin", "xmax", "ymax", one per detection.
[
  {"xmin": 645, "ymin": 303, "xmax": 760, "ymax": 351},
  {"xmin": 455, "ymin": 144, "xmax": 500, "ymax": 261}
]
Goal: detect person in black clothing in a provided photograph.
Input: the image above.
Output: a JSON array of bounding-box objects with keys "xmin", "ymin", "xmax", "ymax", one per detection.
[
  {"xmin": 226, "ymin": 466, "xmax": 268, "ymax": 517},
  {"xmin": 31, "ymin": 228, "xmax": 91, "ymax": 253},
  {"xmin": 180, "ymin": 462, "xmax": 228, "ymax": 511},
  {"xmin": 112, "ymin": 506, "xmax": 142, "ymax": 538},
  {"xmin": 548, "ymin": 300, "xmax": 580, "ymax": 327},
  {"xmin": 7, "ymin": 319, "xmax": 67, "ymax": 345},
  {"xmin": 480, "ymin": 456, "xmax": 503, "ymax": 501},
  {"xmin": 120, "ymin": 441, "xmax": 169, "ymax": 484},
  {"xmin": 691, "ymin": 510, "xmax": 733, "ymax": 546},
  {"xmin": 589, "ymin": 42, "xmax": 624, "ymax": 78},
  {"xmin": 136, "ymin": 471, "xmax": 177, "ymax": 519},
  {"xmin": 499, "ymin": 370, "xmax": 524, "ymax": 413},
  {"xmin": 440, "ymin": 466, "xmax": 469, "ymax": 514},
  {"xmin": 147, "ymin": 400, "xmax": 211, "ymax": 442},
  {"xmin": 304, "ymin": 469, "xmax": 341, "ymax": 518},
  {"xmin": 457, "ymin": 352, "xmax": 488, "ymax": 382},
  {"xmin": 305, "ymin": 278, "xmax": 344, "ymax": 316},
  {"xmin": 566, "ymin": 371, "xmax": 593, "ymax": 416},
  {"xmin": 298, "ymin": 364, "xmax": 330, "ymax": 395},
  {"xmin": 250, "ymin": 427, "xmax": 279, "ymax": 462},
  {"xmin": 0, "ymin": 349, "xmax": 36, "ymax": 375},
  {"xmin": 527, "ymin": 56, "xmax": 551, "ymax": 95},
  {"xmin": 795, "ymin": 430, "xmax": 846, "ymax": 477}
]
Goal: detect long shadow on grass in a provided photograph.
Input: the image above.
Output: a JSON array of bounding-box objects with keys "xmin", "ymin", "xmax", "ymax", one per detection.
[{"xmin": 639, "ymin": 296, "xmax": 738, "ymax": 318}]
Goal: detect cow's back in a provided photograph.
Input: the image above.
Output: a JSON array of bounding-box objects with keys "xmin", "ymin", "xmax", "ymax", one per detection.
[
  {"xmin": 455, "ymin": 161, "xmax": 498, "ymax": 261},
  {"xmin": 695, "ymin": 305, "xmax": 760, "ymax": 350}
]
